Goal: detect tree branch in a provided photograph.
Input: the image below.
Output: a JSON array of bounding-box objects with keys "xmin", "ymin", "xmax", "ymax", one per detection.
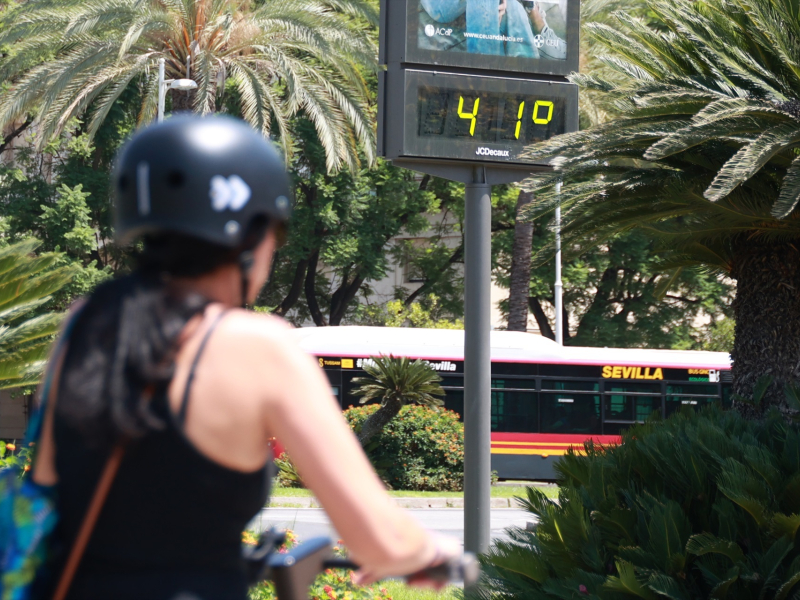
[
  {"xmin": 275, "ymin": 257, "xmax": 309, "ymax": 316},
  {"xmin": 528, "ymin": 297, "xmax": 555, "ymax": 340},
  {"xmin": 418, "ymin": 174, "xmax": 430, "ymax": 191},
  {"xmin": 404, "ymin": 244, "xmax": 464, "ymax": 307},
  {"xmin": 0, "ymin": 116, "xmax": 33, "ymax": 155},
  {"xmin": 329, "ymin": 271, "xmax": 366, "ymax": 325},
  {"xmin": 664, "ymin": 294, "xmax": 701, "ymax": 305},
  {"xmin": 304, "ymin": 249, "xmax": 327, "ymax": 326}
]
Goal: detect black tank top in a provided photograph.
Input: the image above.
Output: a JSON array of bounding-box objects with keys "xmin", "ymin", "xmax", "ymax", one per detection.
[{"xmin": 51, "ymin": 314, "xmax": 271, "ymax": 600}]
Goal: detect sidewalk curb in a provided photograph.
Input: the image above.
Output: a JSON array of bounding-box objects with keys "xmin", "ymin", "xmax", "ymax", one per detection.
[{"xmin": 269, "ymin": 497, "xmax": 518, "ymax": 509}]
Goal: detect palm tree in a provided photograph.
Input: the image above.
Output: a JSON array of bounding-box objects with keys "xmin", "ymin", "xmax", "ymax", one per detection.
[
  {"xmin": 521, "ymin": 0, "xmax": 800, "ymax": 417},
  {"xmin": 0, "ymin": 0, "xmax": 377, "ymax": 173},
  {"xmin": 350, "ymin": 355, "xmax": 445, "ymax": 445},
  {"xmin": 505, "ymin": 0, "xmax": 648, "ymax": 333},
  {"xmin": 0, "ymin": 239, "xmax": 74, "ymax": 389}
]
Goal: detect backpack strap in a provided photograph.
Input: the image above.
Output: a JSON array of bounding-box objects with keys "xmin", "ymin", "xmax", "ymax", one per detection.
[
  {"xmin": 51, "ymin": 441, "xmax": 127, "ymax": 600},
  {"xmin": 41, "ymin": 303, "xmax": 131, "ymax": 600}
]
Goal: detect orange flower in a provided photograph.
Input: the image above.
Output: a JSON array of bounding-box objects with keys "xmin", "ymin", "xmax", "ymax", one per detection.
[{"xmin": 5, "ymin": 443, "xmax": 15, "ymax": 452}]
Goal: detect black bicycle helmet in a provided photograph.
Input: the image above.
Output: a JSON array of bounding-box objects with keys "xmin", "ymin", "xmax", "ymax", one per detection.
[{"xmin": 113, "ymin": 115, "xmax": 291, "ymax": 248}]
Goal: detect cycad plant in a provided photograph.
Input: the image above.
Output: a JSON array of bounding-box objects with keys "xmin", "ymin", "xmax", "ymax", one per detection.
[
  {"xmin": 475, "ymin": 406, "xmax": 800, "ymax": 600},
  {"xmin": 350, "ymin": 355, "xmax": 445, "ymax": 445},
  {"xmin": 0, "ymin": 0, "xmax": 377, "ymax": 172},
  {"xmin": 523, "ymin": 0, "xmax": 800, "ymax": 415},
  {"xmin": 0, "ymin": 239, "xmax": 74, "ymax": 389}
]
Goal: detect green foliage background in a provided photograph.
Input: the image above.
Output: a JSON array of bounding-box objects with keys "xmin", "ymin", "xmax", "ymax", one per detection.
[
  {"xmin": 0, "ymin": 0, "xmax": 737, "ymax": 381},
  {"xmin": 477, "ymin": 406, "xmax": 800, "ymax": 599},
  {"xmin": 345, "ymin": 405, "xmax": 465, "ymax": 492}
]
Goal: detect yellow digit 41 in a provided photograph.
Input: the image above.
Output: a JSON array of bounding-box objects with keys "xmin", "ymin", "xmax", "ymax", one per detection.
[
  {"xmin": 458, "ymin": 96, "xmax": 480, "ymax": 136},
  {"xmin": 533, "ymin": 100, "xmax": 554, "ymax": 125}
]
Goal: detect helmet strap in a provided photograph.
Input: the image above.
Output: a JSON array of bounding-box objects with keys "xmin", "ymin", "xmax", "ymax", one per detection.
[{"xmin": 238, "ymin": 250, "xmax": 255, "ymax": 309}]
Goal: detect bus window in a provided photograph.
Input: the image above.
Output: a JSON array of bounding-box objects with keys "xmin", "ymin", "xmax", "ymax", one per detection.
[
  {"xmin": 665, "ymin": 382, "xmax": 722, "ymax": 416},
  {"xmin": 665, "ymin": 396, "xmax": 720, "ymax": 416},
  {"xmin": 542, "ymin": 380, "xmax": 600, "ymax": 392},
  {"xmin": 604, "ymin": 395, "xmax": 661, "ymax": 424},
  {"xmin": 491, "ymin": 378, "xmax": 537, "ymax": 389},
  {"xmin": 722, "ymin": 383, "xmax": 732, "ymax": 408},
  {"xmin": 342, "ymin": 372, "xmax": 364, "ymax": 409},
  {"xmin": 440, "ymin": 375, "xmax": 464, "ymax": 389},
  {"xmin": 540, "ymin": 393, "xmax": 601, "ymax": 434},
  {"xmin": 604, "ymin": 382, "xmax": 662, "ymax": 432},
  {"xmin": 444, "ymin": 389, "xmax": 464, "ymax": 421},
  {"xmin": 666, "ymin": 383, "xmax": 718, "ymax": 396},
  {"xmin": 492, "ymin": 363, "xmax": 537, "ymax": 376},
  {"xmin": 491, "ymin": 390, "xmax": 537, "ymax": 432},
  {"xmin": 605, "ymin": 382, "xmax": 662, "ymax": 394}
]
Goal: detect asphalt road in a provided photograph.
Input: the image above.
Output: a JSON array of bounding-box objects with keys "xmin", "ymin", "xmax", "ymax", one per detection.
[{"xmin": 248, "ymin": 507, "xmax": 534, "ymax": 546}]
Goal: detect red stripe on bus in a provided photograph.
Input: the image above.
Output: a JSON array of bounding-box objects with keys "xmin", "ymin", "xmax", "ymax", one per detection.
[
  {"xmin": 491, "ymin": 433, "xmax": 621, "ymax": 444},
  {"xmin": 491, "ymin": 444, "xmax": 583, "ymax": 451}
]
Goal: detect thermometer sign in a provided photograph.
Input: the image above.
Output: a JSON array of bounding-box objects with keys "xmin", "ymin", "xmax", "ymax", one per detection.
[
  {"xmin": 432, "ymin": 92, "xmax": 559, "ymax": 142},
  {"xmin": 379, "ymin": 69, "xmax": 579, "ymax": 166}
]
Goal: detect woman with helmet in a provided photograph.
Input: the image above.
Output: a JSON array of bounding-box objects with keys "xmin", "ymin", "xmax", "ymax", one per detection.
[{"xmin": 31, "ymin": 115, "xmax": 460, "ymax": 600}]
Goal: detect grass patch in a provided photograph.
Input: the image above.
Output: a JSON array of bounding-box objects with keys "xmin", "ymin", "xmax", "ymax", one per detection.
[
  {"xmin": 379, "ymin": 581, "xmax": 460, "ymax": 600},
  {"xmin": 272, "ymin": 484, "xmax": 559, "ymax": 500}
]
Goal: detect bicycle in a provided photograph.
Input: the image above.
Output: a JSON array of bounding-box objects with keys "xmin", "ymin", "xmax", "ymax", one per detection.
[{"xmin": 245, "ymin": 530, "xmax": 480, "ymax": 600}]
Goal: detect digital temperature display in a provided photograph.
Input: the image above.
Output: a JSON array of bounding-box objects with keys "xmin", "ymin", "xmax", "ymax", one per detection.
[
  {"xmin": 379, "ymin": 69, "xmax": 578, "ymax": 166},
  {"xmin": 417, "ymin": 87, "xmax": 566, "ymax": 146}
]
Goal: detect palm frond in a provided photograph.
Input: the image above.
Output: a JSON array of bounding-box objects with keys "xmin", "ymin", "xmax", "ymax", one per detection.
[{"xmin": 0, "ymin": 0, "xmax": 377, "ymax": 173}]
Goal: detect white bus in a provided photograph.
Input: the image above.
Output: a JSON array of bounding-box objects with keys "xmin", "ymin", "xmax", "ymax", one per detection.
[{"xmin": 294, "ymin": 326, "xmax": 732, "ymax": 480}]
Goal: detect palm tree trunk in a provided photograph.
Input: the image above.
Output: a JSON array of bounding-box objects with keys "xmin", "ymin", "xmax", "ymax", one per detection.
[
  {"xmin": 357, "ymin": 398, "xmax": 403, "ymax": 445},
  {"xmin": 508, "ymin": 190, "xmax": 534, "ymax": 332},
  {"xmin": 731, "ymin": 242, "xmax": 800, "ymax": 418},
  {"xmin": 170, "ymin": 88, "xmax": 196, "ymax": 113}
]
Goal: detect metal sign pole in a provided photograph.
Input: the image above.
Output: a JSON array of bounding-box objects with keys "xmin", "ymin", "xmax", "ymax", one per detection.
[
  {"xmin": 555, "ymin": 182, "xmax": 563, "ymax": 345},
  {"xmin": 463, "ymin": 167, "xmax": 492, "ymax": 555}
]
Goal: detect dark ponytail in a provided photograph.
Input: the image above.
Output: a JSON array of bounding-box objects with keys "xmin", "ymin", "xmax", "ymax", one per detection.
[{"xmin": 57, "ymin": 219, "xmax": 270, "ymax": 443}]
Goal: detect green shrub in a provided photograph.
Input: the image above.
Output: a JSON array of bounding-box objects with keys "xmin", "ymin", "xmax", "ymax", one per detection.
[
  {"xmin": 0, "ymin": 440, "xmax": 33, "ymax": 476},
  {"xmin": 249, "ymin": 566, "xmax": 393, "ymax": 600},
  {"xmin": 477, "ymin": 406, "xmax": 800, "ymax": 600},
  {"xmin": 274, "ymin": 452, "xmax": 304, "ymax": 489},
  {"xmin": 345, "ymin": 405, "xmax": 464, "ymax": 492}
]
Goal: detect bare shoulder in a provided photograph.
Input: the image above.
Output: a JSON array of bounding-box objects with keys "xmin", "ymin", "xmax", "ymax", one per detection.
[
  {"xmin": 220, "ymin": 308, "xmax": 294, "ymax": 335},
  {"xmin": 209, "ymin": 309, "xmax": 330, "ymax": 410},
  {"xmin": 214, "ymin": 309, "xmax": 305, "ymax": 363}
]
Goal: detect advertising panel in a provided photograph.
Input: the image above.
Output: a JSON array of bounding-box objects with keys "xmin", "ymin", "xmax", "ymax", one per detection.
[{"xmin": 387, "ymin": 0, "xmax": 580, "ymax": 77}]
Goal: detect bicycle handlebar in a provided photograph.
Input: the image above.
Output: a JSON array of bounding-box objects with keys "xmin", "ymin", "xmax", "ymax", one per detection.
[
  {"xmin": 247, "ymin": 532, "xmax": 480, "ymax": 600},
  {"xmin": 322, "ymin": 555, "xmax": 480, "ymax": 586}
]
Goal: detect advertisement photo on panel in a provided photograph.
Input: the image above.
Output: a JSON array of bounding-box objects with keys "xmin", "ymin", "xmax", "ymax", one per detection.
[
  {"xmin": 418, "ymin": 0, "xmax": 569, "ymax": 61},
  {"xmin": 390, "ymin": 0, "xmax": 579, "ymax": 76}
]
